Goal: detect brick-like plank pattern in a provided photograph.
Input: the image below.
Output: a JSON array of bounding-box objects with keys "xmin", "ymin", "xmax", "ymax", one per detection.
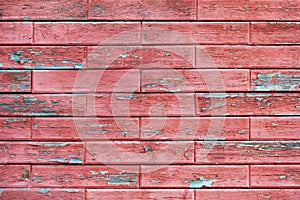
[{"xmin": 0, "ymin": 0, "xmax": 299, "ymax": 199}]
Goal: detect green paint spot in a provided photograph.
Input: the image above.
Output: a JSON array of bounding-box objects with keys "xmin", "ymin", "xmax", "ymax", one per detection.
[
  {"xmin": 43, "ymin": 143, "xmax": 69, "ymax": 147},
  {"xmin": 0, "ymin": 62, "xmax": 3, "ymax": 67},
  {"xmin": 33, "ymin": 123, "xmax": 39, "ymax": 128},
  {"xmin": 22, "ymin": 170, "xmax": 30, "ymax": 181},
  {"xmin": 279, "ymin": 175, "xmax": 287, "ymax": 179},
  {"xmin": 151, "ymin": 179, "xmax": 159, "ymax": 183},
  {"xmin": 38, "ymin": 189, "xmax": 50, "ymax": 193},
  {"xmin": 23, "ymin": 16, "xmax": 31, "ymax": 20},
  {"xmin": 69, "ymin": 157, "xmax": 83, "ymax": 164},
  {"xmin": 65, "ymin": 189, "xmax": 79, "ymax": 193},
  {"xmin": 0, "ymin": 190, "xmax": 4, "ymax": 196},
  {"xmin": 49, "ymin": 158, "xmax": 68, "ymax": 163},
  {"xmin": 185, "ymin": 176, "xmax": 217, "ymax": 188}
]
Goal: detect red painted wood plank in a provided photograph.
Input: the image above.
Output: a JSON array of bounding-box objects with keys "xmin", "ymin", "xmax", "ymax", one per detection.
[
  {"xmin": 85, "ymin": 141, "xmax": 194, "ymax": 164},
  {"xmin": 0, "ymin": 22, "xmax": 32, "ymax": 44},
  {"xmin": 140, "ymin": 117, "xmax": 249, "ymax": 140},
  {"xmin": 0, "ymin": 46, "xmax": 85, "ymax": 70},
  {"xmin": 89, "ymin": 0, "xmax": 196, "ymax": 20},
  {"xmin": 141, "ymin": 69, "xmax": 249, "ymax": 92},
  {"xmin": 0, "ymin": 188, "xmax": 85, "ymax": 200},
  {"xmin": 251, "ymin": 22, "xmax": 300, "ymax": 44},
  {"xmin": 198, "ymin": 0, "xmax": 300, "ymax": 20},
  {"xmin": 34, "ymin": 22, "xmax": 141, "ymax": 45},
  {"xmin": 141, "ymin": 165, "xmax": 249, "ymax": 188},
  {"xmin": 251, "ymin": 117, "xmax": 300, "ymax": 140},
  {"xmin": 32, "ymin": 70, "xmax": 140, "ymax": 93},
  {"xmin": 0, "ymin": 70, "xmax": 31, "ymax": 92},
  {"xmin": 0, "ymin": 118, "xmax": 31, "ymax": 140},
  {"xmin": 251, "ymin": 70, "xmax": 300, "ymax": 91},
  {"xmin": 32, "ymin": 117, "xmax": 139, "ymax": 141},
  {"xmin": 196, "ymin": 189, "xmax": 300, "ymax": 200},
  {"xmin": 87, "ymin": 189, "xmax": 194, "ymax": 200},
  {"xmin": 0, "ymin": 0, "xmax": 87, "ymax": 20},
  {"xmin": 142, "ymin": 22, "xmax": 249, "ymax": 44},
  {"xmin": 196, "ymin": 46, "xmax": 300, "ymax": 69},
  {"xmin": 0, "ymin": 142, "xmax": 84, "ymax": 164},
  {"xmin": 32, "ymin": 165, "xmax": 139, "ymax": 188},
  {"xmin": 196, "ymin": 93, "xmax": 300, "ymax": 116},
  {"xmin": 87, "ymin": 93, "xmax": 195, "ymax": 116},
  {"xmin": 0, "ymin": 165, "xmax": 30, "ymax": 187},
  {"xmin": 0, "ymin": 94, "xmax": 86, "ymax": 116},
  {"xmin": 86, "ymin": 46, "xmax": 195, "ymax": 69},
  {"xmin": 196, "ymin": 141, "xmax": 300, "ymax": 164},
  {"xmin": 251, "ymin": 165, "xmax": 300, "ymax": 188}
]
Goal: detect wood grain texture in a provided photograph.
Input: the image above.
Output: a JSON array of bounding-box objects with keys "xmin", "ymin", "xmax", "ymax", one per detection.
[
  {"xmin": 87, "ymin": 189, "xmax": 194, "ymax": 200},
  {"xmin": 85, "ymin": 141, "xmax": 194, "ymax": 164},
  {"xmin": 140, "ymin": 165, "xmax": 249, "ymax": 188},
  {"xmin": 251, "ymin": 165, "xmax": 300, "ymax": 188},
  {"xmin": 0, "ymin": 165, "xmax": 30, "ymax": 187},
  {"xmin": 0, "ymin": 0, "xmax": 87, "ymax": 20},
  {"xmin": 198, "ymin": 0, "xmax": 300, "ymax": 20},
  {"xmin": 89, "ymin": 0, "xmax": 196, "ymax": 20},
  {"xmin": 0, "ymin": 22, "xmax": 32, "ymax": 44},
  {"xmin": 34, "ymin": 22, "xmax": 141, "ymax": 45},
  {"xmin": 251, "ymin": 22, "xmax": 300, "ymax": 44},
  {"xmin": 0, "ymin": 46, "xmax": 86, "ymax": 70},
  {"xmin": 0, "ymin": 70, "xmax": 31, "ymax": 92},
  {"xmin": 196, "ymin": 93, "xmax": 300, "ymax": 116},
  {"xmin": 32, "ymin": 165, "xmax": 139, "ymax": 188},
  {"xmin": 140, "ymin": 117, "xmax": 249, "ymax": 140},
  {"xmin": 0, "ymin": 188, "xmax": 85, "ymax": 200},
  {"xmin": 0, "ymin": 142, "xmax": 84, "ymax": 164},
  {"xmin": 141, "ymin": 69, "xmax": 249, "ymax": 92},
  {"xmin": 251, "ymin": 117, "xmax": 300, "ymax": 140},
  {"xmin": 0, "ymin": 118, "xmax": 31, "ymax": 140},
  {"xmin": 32, "ymin": 117, "xmax": 139, "ymax": 141},
  {"xmin": 142, "ymin": 22, "xmax": 249, "ymax": 44}
]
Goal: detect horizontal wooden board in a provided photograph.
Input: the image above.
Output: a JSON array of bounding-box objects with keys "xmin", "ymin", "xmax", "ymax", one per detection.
[
  {"xmin": 196, "ymin": 93, "xmax": 300, "ymax": 116},
  {"xmin": 32, "ymin": 165, "xmax": 139, "ymax": 188},
  {"xmin": 0, "ymin": 70, "xmax": 31, "ymax": 92},
  {"xmin": 140, "ymin": 117, "xmax": 249, "ymax": 140},
  {"xmin": 140, "ymin": 165, "xmax": 249, "ymax": 188},
  {"xmin": 89, "ymin": 0, "xmax": 196, "ymax": 20},
  {"xmin": 142, "ymin": 22, "xmax": 249, "ymax": 44}
]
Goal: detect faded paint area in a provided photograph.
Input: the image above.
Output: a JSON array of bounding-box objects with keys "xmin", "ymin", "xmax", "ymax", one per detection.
[
  {"xmin": 0, "ymin": 70, "xmax": 31, "ymax": 92},
  {"xmin": 252, "ymin": 71, "xmax": 300, "ymax": 91}
]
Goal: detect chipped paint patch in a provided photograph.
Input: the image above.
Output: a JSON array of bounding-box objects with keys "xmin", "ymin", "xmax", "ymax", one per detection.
[
  {"xmin": 38, "ymin": 188, "xmax": 50, "ymax": 193},
  {"xmin": 69, "ymin": 157, "xmax": 83, "ymax": 164},
  {"xmin": 185, "ymin": 176, "xmax": 217, "ymax": 188},
  {"xmin": 42, "ymin": 142, "xmax": 69, "ymax": 147}
]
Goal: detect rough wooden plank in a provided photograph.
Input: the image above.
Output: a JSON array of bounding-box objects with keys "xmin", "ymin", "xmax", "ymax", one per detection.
[
  {"xmin": 0, "ymin": 70, "xmax": 31, "ymax": 92},
  {"xmin": 141, "ymin": 165, "xmax": 249, "ymax": 188},
  {"xmin": 251, "ymin": 22, "xmax": 300, "ymax": 44},
  {"xmin": 140, "ymin": 117, "xmax": 249, "ymax": 140},
  {"xmin": 142, "ymin": 22, "xmax": 249, "ymax": 44},
  {"xmin": 89, "ymin": 0, "xmax": 196, "ymax": 20},
  {"xmin": 0, "ymin": 118, "xmax": 31, "ymax": 140},
  {"xmin": 32, "ymin": 117, "xmax": 139, "ymax": 141},
  {"xmin": 0, "ymin": 94, "xmax": 86, "ymax": 116},
  {"xmin": 196, "ymin": 93, "xmax": 300, "ymax": 116},
  {"xmin": 0, "ymin": 188, "xmax": 85, "ymax": 200},
  {"xmin": 251, "ymin": 165, "xmax": 300, "ymax": 188},
  {"xmin": 86, "ymin": 46, "xmax": 195, "ymax": 69},
  {"xmin": 0, "ymin": 0, "xmax": 87, "ymax": 20},
  {"xmin": 196, "ymin": 46, "xmax": 300, "ymax": 69},
  {"xmin": 196, "ymin": 141, "xmax": 300, "ymax": 164},
  {"xmin": 0, "ymin": 142, "xmax": 84, "ymax": 164},
  {"xmin": 251, "ymin": 70, "xmax": 300, "ymax": 91},
  {"xmin": 251, "ymin": 117, "xmax": 300, "ymax": 140},
  {"xmin": 196, "ymin": 189, "xmax": 300, "ymax": 200},
  {"xmin": 198, "ymin": 0, "xmax": 300, "ymax": 20},
  {"xmin": 34, "ymin": 22, "xmax": 141, "ymax": 45},
  {"xmin": 87, "ymin": 189, "xmax": 194, "ymax": 200},
  {"xmin": 32, "ymin": 70, "xmax": 140, "ymax": 93},
  {"xmin": 0, "ymin": 46, "xmax": 85, "ymax": 70},
  {"xmin": 141, "ymin": 69, "xmax": 249, "ymax": 92},
  {"xmin": 87, "ymin": 93, "xmax": 195, "ymax": 117},
  {"xmin": 32, "ymin": 165, "xmax": 139, "ymax": 188},
  {"xmin": 0, "ymin": 165, "xmax": 30, "ymax": 187},
  {"xmin": 0, "ymin": 22, "xmax": 32, "ymax": 44},
  {"xmin": 85, "ymin": 141, "xmax": 194, "ymax": 164}
]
